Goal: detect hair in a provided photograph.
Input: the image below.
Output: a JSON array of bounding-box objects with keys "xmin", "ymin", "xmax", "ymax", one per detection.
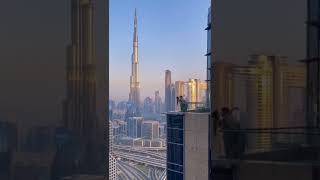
[
  {"xmin": 221, "ymin": 107, "xmax": 230, "ymax": 114},
  {"xmin": 213, "ymin": 110, "xmax": 219, "ymax": 118}
]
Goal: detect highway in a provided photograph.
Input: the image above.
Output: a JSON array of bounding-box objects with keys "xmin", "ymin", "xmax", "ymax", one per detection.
[
  {"xmin": 114, "ymin": 145, "xmax": 166, "ymax": 160},
  {"xmin": 114, "ymin": 144, "xmax": 167, "ymax": 179},
  {"xmin": 114, "ymin": 145, "xmax": 166, "ymax": 169},
  {"xmin": 114, "ymin": 145, "xmax": 166, "ymax": 151},
  {"xmin": 150, "ymin": 168, "xmax": 159, "ymax": 180},
  {"xmin": 117, "ymin": 160, "xmax": 138, "ymax": 179},
  {"xmin": 115, "ymin": 152, "xmax": 166, "ymax": 168},
  {"xmin": 117, "ymin": 159, "xmax": 167, "ymax": 180},
  {"xmin": 159, "ymin": 169, "xmax": 166, "ymax": 180},
  {"xmin": 118, "ymin": 160, "xmax": 149, "ymax": 180}
]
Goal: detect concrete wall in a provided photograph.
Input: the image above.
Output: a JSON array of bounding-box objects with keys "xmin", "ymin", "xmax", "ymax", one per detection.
[{"xmin": 184, "ymin": 112, "xmax": 210, "ymax": 180}]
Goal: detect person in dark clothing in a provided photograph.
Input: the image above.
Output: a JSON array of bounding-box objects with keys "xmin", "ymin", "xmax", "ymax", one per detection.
[
  {"xmin": 179, "ymin": 96, "xmax": 188, "ymax": 112},
  {"xmin": 221, "ymin": 107, "xmax": 243, "ymax": 158},
  {"xmin": 231, "ymin": 107, "xmax": 245, "ymax": 158},
  {"xmin": 213, "ymin": 110, "xmax": 220, "ymax": 136},
  {"xmin": 221, "ymin": 107, "xmax": 233, "ymax": 158}
]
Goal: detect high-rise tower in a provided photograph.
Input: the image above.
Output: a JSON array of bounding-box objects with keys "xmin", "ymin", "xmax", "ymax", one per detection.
[
  {"xmin": 62, "ymin": 0, "xmax": 106, "ymax": 174},
  {"xmin": 64, "ymin": 0, "xmax": 96, "ymax": 137},
  {"xmin": 165, "ymin": 70, "xmax": 173, "ymax": 112},
  {"xmin": 129, "ymin": 9, "xmax": 141, "ymax": 106}
]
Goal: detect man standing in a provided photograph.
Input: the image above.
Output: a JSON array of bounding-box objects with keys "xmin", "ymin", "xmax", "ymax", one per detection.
[
  {"xmin": 221, "ymin": 107, "xmax": 241, "ymax": 158},
  {"xmin": 179, "ymin": 96, "xmax": 188, "ymax": 112}
]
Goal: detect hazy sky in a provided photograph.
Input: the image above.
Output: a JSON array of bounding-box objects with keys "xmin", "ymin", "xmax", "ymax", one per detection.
[{"xmin": 110, "ymin": 0, "xmax": 210, "ymax": 101}]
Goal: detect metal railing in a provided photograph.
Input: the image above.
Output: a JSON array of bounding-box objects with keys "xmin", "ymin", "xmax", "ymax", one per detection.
[
  {"xmin": 213, "ymin": 126, "xmax": 320, "ymax": 161},
  {"xmin": 182, "ymin": 102, "xmax": 209, "ymax": 112}
]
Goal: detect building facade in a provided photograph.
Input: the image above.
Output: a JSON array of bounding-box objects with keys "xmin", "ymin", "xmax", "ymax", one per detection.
[
  {"xmin": 206, "ymin": 6, "xmax": 212, "ymax": 109},
  {"xmin": 167, "ymin": 112, "xmax": 209, "ymax": 180},
  {"xmin": 306, "ymin": 0, "xmax": 320, "ymax": 144},
  {"xmin": 63, "ymin": 0, "xmax": 107, "ymax": 172},
  {"xmin": 64, "ymin": 0, "xmax": 96, "ymax": 138},
  {"xmin": 143, "ymin": 97, "xmax": 154, "ymax": 114},
  {"xmin": 154, "ymin": 91, "xmax": 162, "ymax": 114},
  {"xmin": 213, "ymin": 62, "xmax": 235, "ymax": 111},
  {"xmin": 109, "ymin": 121, "xmax": 117, "ymax": 180},
  {"xmin": 165, "ymin": 70, "xmax": 174, "ymax": 112},
  {"xmin": 231, "ymin": 55, "xmax": 306, "ymax": 150},
  {"xmin": 109, "ymin": 154, "xmax": 117, "ymax": 180},
  {"xmin": 127, "ymin": 117, "xmax": 143, "ymax": 138},
  {"xmin": 186, "ymin": 79, "xmax": 207, "ymax": 109},
  {"xmin": 141, "ymin": 120, "xmax": 159, "ymax": 140},
  {"xmin": 170, "ymin": 84, "xmax": 176, "ymax": 111}
]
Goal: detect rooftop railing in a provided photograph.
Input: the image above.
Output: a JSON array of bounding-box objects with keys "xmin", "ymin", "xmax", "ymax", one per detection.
[{"xmin": 212, "ymin": 126, "xmax": 320, "ymax": 162}]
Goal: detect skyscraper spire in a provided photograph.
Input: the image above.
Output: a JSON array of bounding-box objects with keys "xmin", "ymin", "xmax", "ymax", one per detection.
[
  {"xmin": 129, "ymin": 9, "xmax": 140, "ymax": 106},
  {"xmin": 134, "ymin": 8, "xmax": 138, "ymax": 42}
]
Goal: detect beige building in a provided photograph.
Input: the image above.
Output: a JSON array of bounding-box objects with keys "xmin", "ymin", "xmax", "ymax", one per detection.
[
  {"xmin": 231, "ymin": 55, "xmax": 306, "ymax": 151},
  {"xmin": 273, "ymin": 61, "xmax": 306, "ymax": 145},
  {"xmin": 234, "ymin": 55, "xmax": 275, "ymax": 150},
  {"xmin": 187, "ymin": 79, "xmax": 207, "ymax": 109},
  {"xmin": 213, "ymin": 62, "xmax": 235, "ymax": 111}
]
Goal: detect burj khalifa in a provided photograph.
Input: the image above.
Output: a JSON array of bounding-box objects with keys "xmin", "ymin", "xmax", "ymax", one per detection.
[{"xmin": 129, "ymin": 9, "xmax": 141, "ymax": 106}]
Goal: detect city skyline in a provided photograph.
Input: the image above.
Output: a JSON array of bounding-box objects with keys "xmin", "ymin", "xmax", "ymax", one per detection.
[{"xmin": 110, "ymin": 0, "xmax": 209, "ymax": 101}]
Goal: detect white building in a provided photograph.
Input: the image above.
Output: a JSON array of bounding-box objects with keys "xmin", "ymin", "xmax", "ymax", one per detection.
[
  {"xmin": 109, "ymin": 154, "xmax": 117, "ymax": 180},
  {"xmin": 109, "ymin": 121, "xmax": 117, "ymax": 180}
]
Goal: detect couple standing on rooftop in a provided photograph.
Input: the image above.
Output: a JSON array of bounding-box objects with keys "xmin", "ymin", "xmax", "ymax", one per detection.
[{"xmin": 177, "ymin": 96, "xmax": 188, "ymax": 112}]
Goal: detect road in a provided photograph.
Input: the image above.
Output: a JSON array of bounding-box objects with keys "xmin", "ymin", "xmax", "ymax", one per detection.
[
  {"xmin": 114, "ymin": 145, "xmax": 167, "ymax": 179},
  {"xmin": 117, "ymin": 160, "xmax": 142, "ymax": 180},
  {"xmin": 115, "ymin": 152, "xmax": 166, "ymax": 168},
  {"xmin": 117, "ymin": 159, "xmax": 166, "ymax": 180},
  {"xmin": 114, "ymin": 145, "xmax": 166, "ymax": 169},
  {"xmin": 118, "ymin": 160, "xmax": 149, "ymax": 180}
]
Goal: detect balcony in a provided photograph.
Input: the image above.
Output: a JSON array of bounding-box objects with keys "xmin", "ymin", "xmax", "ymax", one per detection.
[{"xmin": 211, "ymin": 127, "xmax": 320, "ymax": 180}]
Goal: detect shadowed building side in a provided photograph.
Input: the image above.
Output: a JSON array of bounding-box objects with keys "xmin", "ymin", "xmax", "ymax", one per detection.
[{"xmin": 62, "ymin": 0, "xmax": 104, "ymax": 174}]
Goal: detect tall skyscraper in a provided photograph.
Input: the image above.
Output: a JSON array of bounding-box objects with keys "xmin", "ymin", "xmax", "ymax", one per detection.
[
  {"xmin": 175, "ymin": 81, "xmax": 185, "ymax": 97},
  {"xmin": 170, "ymin": 84, "xmax": 176, "ymax": 111},
  {"xmin": 64, "ymin": 0, "xmax": 96, "ymax": 137},
  {"xmin": 154, "ymin": 91, "xmax": 162, "ymax": 114},
  {"xmin": 143, "ymin": 97, "xmax": 154, "ymax": 114},
  {"xmin": 235, "ymin": 55, "xmax": 275, "ymax": 150},
  {"xmin": 165, "ymin": 70, "xmax": 173, "ymax": 112},
  {"xmin": 274, "ymin": 62, "xmax": 306, "ymax": 144},
  {"xmin": 129, "ymin": 9, "xmax": 141, "ymax": 107},
  {"xmin": 187, "ymin": 79, "xmax": 207, "ymax": 109},
  {"xmin": 213, "ymin": 62, "xmax": 235, "ymax": 111},
  {"xmin": 63, "ymin": 0, "xmax": 106, "ymax": 173},
  {"xmin": 230, "ymin": 55, "xmax": 307, "ymax": 150}
]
